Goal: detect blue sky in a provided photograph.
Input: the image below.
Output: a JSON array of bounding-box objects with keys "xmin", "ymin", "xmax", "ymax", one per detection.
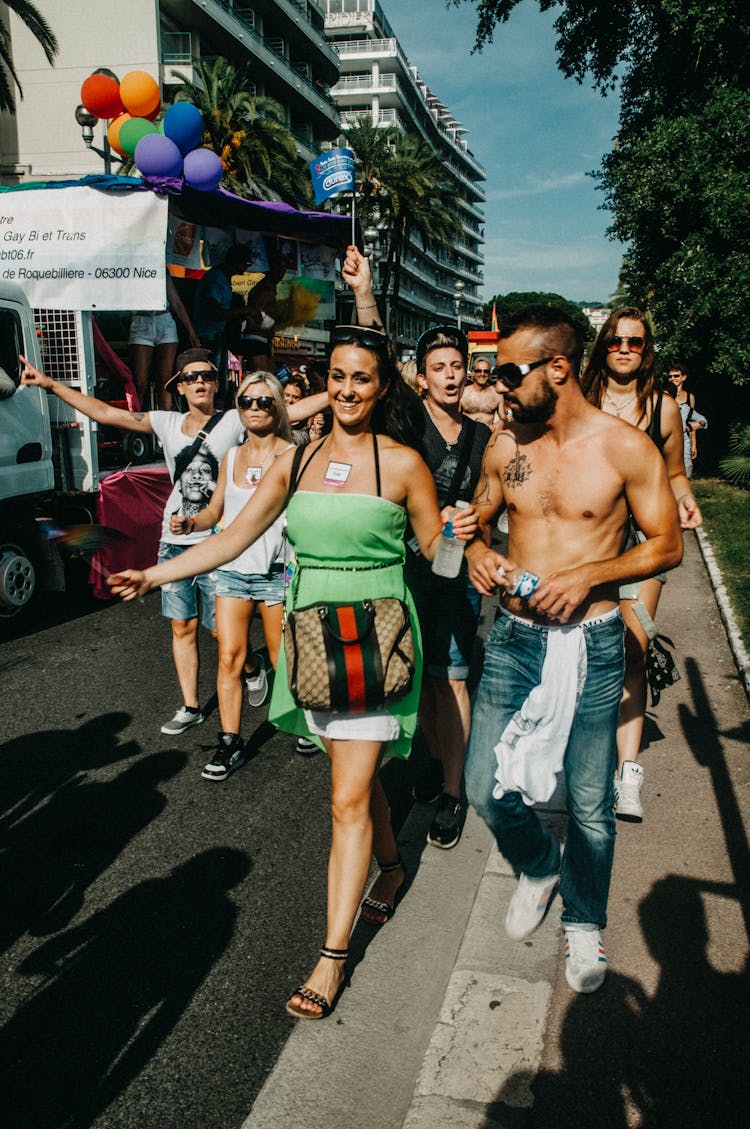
[{"xmin": 382, "ymin": 0, "xmax": 625, "ymax": 303}]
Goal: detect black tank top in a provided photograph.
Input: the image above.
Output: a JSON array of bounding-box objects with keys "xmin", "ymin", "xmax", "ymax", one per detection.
[{"xmin": 645, "ymin": 392, "xmax": 666, "ymax": 453}]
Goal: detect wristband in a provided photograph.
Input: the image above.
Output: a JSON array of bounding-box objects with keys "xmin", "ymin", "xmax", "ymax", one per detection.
[
  {"xmin": 187, "ymin": 517, "xmax": 196, "ymax": 531},
  {"xmin": 356, "ymin": 302, "xmax": 378, "ymax": 310}
]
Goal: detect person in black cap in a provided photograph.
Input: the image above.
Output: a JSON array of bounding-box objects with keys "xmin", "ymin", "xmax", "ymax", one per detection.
[{"xmin": 19, "ymin": 347, "xmax": 328, "ymax": 744}]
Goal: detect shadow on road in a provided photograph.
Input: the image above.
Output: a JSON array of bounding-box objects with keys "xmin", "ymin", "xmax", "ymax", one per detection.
[
  {"xmin": 0, "ymin": 713, "xmax": 182, "ymax": 954},
  {"xmin": 483, "ymin": 657, "xmax": 750, "ymax": 1128},
  {"xmin": 0, "ymin": 847, "xmax": 251, "ymax": 1129}
]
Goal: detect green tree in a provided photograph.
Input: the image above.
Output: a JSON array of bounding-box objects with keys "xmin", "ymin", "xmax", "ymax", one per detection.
[
  {"xmin": 0, "ymin": 0, "xmax": 57, "ymax": 112},
  {"xmin": 484, "ymin": 290, "xmax": 594, "ymax": 348},
  {"xmin": 453, "ymin": 2, "xmax": 750, "ymax": 398},
  {"xmin": 171, "ymin": 57, "xmax": 311, "ymax": 205}
]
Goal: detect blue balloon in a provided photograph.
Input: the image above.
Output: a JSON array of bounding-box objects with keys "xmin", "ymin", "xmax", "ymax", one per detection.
[
  {"xmin": 183, "ymin": 148, "xmax": 223, "ymax": 191},
  {"xmin": 134, "ymin": 133, "xmax": 184, "ymax": 178},
  {"xmin": 163, "ymin": 102, "xmax": 205, "ymax": 156}
]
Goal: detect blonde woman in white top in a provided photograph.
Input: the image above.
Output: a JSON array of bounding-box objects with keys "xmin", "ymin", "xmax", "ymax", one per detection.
[{"xmin": 169, "ymin": 371, "xmax": 294, "ymax": 781}]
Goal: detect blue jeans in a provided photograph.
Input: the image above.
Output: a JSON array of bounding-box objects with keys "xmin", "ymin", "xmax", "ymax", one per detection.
[{"xmin": 465, "ymin": 608, "xmax": 625, "ymax": 928}]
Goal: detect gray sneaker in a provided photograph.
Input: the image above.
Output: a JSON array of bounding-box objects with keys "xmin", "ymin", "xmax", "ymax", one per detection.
[
  {"xmin": 160, "ymin": 706, "xmax": 204, "ymax": 736},
  {"xmin": 245, "ymin": 657, "xmax": 269, "ymax": 708}
]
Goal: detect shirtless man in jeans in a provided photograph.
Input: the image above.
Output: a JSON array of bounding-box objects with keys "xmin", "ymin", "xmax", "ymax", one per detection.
[{"xmin": 464, "ymin": 306, "xmax": 682, "ymax": 993}]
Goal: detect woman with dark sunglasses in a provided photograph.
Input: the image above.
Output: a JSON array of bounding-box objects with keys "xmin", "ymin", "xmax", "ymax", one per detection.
[
  {"xmin": 19, "ymin": 347, "xmax": 328, "ymax": 740},
  {"xmin": 168, "ymin": 371, "xmax": 294, "ymax": 781},
  {"xmin": 109, "ymin": 323, "xmax": 476, "ymax": 1021},
  {"xmin": 581, "ymin": 308, "xmax": 702, "ymax": 823}
]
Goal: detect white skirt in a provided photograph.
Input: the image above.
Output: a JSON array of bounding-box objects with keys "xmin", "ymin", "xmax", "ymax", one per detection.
[{"xmin": 304, "ymin": 708, "xmax": 401, "ymax": 742}]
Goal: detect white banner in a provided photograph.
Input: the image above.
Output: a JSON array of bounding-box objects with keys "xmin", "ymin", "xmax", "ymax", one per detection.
[{"xmin": 0, "ymin": 187, "xmax": 168, "ymax": 310}]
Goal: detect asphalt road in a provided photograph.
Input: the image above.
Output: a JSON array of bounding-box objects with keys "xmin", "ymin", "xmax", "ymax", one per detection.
[{"xmin": 0, "ymin": 585, "xmax": 420, "ymax": 1129}]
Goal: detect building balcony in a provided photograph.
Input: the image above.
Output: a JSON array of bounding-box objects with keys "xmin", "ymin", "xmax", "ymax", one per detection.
[{"xmin": 209, "ymin": 0, "xmax": 340, "ymax": 78}]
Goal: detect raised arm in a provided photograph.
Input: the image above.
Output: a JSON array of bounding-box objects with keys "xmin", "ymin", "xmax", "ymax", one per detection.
[
  {"xmin": 342, "ymin": 245, "xmax": 385, "ymax": 329},
  {"xmin": 109, "ymin": 449, "xmax": 296, "ymax": 599},
  {"xmin": 20, "ymin": 354, "xmax": 153, "ymax": 433},
  {"xmin": 287, "ymin": 390, "xmax": 328, "ymax": 424}
]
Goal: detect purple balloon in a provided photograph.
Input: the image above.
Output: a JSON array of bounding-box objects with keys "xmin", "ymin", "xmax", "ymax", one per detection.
[
  {"xmin": 163, "ymin": 101, "xmax": 205, "ymax": 155},
  {"xmin": 183, "ymin": 148, "xmax": 223, "ymax": 191},
  {"xmin": 135, "ymin": 133, "xmax": 183, "ymax": 178}
]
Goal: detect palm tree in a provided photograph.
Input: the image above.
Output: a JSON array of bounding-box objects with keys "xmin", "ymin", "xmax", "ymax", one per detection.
[
  {"xmin": 379, "ymin": 134, "xmax": 458, "ymax": 337},
  {"xmin": 720, "ymin": 422, "xmax": 750, "ymax": 487},
  {"xmin": 0, "ymin": 0, "xmax": 57, "ymax": 113},
  {"xmin": 341, "ymin": 117, "xmax": 396, "ymax": 230},
  {"xmin": 344, "ymin": 123, "xmax": 459, "ymax": 336},
  {"xmin": 171, "ymin": 57, "xmax": 311, "ymax": 205}
]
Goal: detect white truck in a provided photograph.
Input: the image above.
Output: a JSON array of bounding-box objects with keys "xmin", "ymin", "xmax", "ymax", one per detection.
[{"xmin": 0, "ymin": 283, "xmax": 101, "ymax": 619}]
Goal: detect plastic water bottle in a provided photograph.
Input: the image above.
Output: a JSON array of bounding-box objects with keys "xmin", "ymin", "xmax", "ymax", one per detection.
[
  {"xmin": 499, "ymin": 565, "xmax": 541, "ymax": 600},
  {"xmin": 432, "ymin": 500, "xmax": 470, "ymax": 579}
]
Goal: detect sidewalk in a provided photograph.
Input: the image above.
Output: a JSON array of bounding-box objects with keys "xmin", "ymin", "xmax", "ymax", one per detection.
[{"xmin": 243, "ymin": 531, "xmax": 750, "ymax": 1129}]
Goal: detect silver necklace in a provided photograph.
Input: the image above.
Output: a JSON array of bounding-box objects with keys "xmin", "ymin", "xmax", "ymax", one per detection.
[{"xmin": 604, "ymin": 391, "xmax": 637, "ymax": 418}]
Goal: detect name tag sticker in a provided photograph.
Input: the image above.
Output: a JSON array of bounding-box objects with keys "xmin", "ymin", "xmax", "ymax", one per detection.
[
  {"xmin": 323, "ymin": 460, "xmax": 352, "ymax": 487},
  {"xmin": 245, "ymin": 466, "xmax": 262, "ymax": 486}
]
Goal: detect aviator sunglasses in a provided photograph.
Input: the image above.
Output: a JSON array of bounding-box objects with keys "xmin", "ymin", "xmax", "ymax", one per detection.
[
  {"xmin": 330, "ymin": 324, "xmax": 390, "ymax": 353},
  {"xmin": 606, "ymin": 335, "xmax": 645, "ymax": 353},
  {"xmin": 237, "ymin": 394, "xmax": 275, "ymax": 411},
  {"xmin": 491, "ymin": 356, "xmax": 553, "ymax": 390}
]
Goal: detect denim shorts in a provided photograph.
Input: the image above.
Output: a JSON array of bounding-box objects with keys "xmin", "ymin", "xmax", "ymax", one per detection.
[
  {"xmin": 129, "ymin": 311, "xmax": 178, "ymax": 347},
  {"xmin": 158, "ymin": 541, "xmax": 217, "ymax": 630},
  {"xmin": 407, "ymin": 563, "xmax": 482, "ymax": 680},
  {"xmin": 215, "ymin": 565, "xmax": 285, "ymax": 605}
]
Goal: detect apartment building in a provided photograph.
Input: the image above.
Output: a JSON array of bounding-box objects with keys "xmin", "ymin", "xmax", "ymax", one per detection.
[
  {"xmin": 0, "ymin": 0, "xmax": 341, "ymax": 182},
  {"xmin": 324, "ymin": 0, "xmax": 485, "ymax": 343}
]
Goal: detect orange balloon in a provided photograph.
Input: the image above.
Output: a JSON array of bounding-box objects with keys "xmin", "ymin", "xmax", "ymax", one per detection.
[
  {"xmin": 107, "ymin": 113, "xmax": 131, "ymax": 157},
  {"xmin": 81, "ymin": 73, "xmax": 124, "ymax": 120},
  {"xmin": 119, "ymin": 70, "xmax": 161, "ymax": 119}
]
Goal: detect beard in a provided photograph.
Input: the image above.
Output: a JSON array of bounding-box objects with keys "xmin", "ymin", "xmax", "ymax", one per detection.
[{"xmin": 506, "ymin": 382, "xmax": 558, "ymax": 423}]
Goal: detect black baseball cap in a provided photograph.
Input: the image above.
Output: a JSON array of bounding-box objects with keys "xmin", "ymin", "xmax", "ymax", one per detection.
[{"xmin": 165, "ymin": 348, "xmax": 218, "ymax": 391}]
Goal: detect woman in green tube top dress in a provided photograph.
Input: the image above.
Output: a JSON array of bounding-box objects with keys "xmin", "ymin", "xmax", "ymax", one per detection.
[{"xmin": 109, "ymin": 324, "xmax": 477, "ymax": 1022}]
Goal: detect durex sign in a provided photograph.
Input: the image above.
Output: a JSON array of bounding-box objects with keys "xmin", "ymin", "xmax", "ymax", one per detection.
[{"xmin": 309, "ymin": 147, "xmax": 356, "ymax": 205}]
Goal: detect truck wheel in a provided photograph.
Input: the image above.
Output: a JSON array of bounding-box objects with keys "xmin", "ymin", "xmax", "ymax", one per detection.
[
  {"xmin": 0, "ymin": 543, "xmax": 36, "ymax": 618},
  {"xmin": 122, "ymin": 432, "xmax": 152, "ymax": 464}
]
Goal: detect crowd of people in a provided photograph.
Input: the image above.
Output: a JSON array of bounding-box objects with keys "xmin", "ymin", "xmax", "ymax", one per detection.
[{"xmin": 20, "ymin": 243, "xmax": 703, "ymax": 1016}]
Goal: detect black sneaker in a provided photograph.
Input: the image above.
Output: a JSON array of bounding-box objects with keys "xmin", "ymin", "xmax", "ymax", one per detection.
[
  {"xmin": 412, "ymin": 758, "xmax": 444, "ymax": 804},
  {"xmin": 295, "ymin": 736, "xmax": 318, "ymax": 756},
  {"xmin": 427, "ymin": 793, "xmax": 465, "ymax": 849},
  {"xmin": 201, "ymin": 733, "xmax": 245, "ymax": 782}
]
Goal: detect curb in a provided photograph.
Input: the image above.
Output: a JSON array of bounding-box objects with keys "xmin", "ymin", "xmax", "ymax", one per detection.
[
  {"xmin": 400, "ymin": 816, "xmax": 565, "ymax": 1129},
  {"xmin": 694, "ymin": 526, "xmax": 750, "ymax": 701}
]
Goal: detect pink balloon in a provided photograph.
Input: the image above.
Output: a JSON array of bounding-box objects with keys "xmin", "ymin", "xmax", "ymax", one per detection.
[{"xmin": 183, "ymin": 148, "xmax": 223, "ymax": 191}]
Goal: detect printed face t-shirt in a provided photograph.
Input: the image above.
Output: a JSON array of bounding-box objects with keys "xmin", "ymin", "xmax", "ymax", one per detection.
[{"xmin": 149, "ymin": 409, "xmax": 246, "ymax": 544}]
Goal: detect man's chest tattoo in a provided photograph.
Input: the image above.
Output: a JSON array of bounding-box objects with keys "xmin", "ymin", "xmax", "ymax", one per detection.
[{"xmin": 503, "ymin": 448, "xmax": 532, "ymax": 488}]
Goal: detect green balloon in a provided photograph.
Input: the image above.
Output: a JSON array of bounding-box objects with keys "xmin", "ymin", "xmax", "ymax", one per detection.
[{"xmin": 119, "ymin": 117, "xmax": 158, "ymax": 156}]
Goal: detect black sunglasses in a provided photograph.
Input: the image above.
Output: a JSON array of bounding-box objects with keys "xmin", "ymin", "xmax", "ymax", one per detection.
[
  {"xmin": 606, "ymin": 335, "xmax": 645, "ymax": 353},
  {"xmin": 491, "ymin": 356, "xmax": 553, "ymax": 390},
  {"xmin": 237, "ymin": 394, "xmax": 275, "ymax": 411},
  {"xmin": 330, "ymin": 325, "xmax": 390, "ymax": 352},
  {"xmin": 179, "ymin": 369, "xmax": 217, "ymax": 385}
]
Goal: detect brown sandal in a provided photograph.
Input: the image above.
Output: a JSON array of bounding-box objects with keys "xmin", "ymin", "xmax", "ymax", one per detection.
[
  {"xmin": 360, "ymin": 857, "xmax": 406, "ymax": 927},
  {"xmin": 284, "ymin": 947, "xmax": 349, "ymax": 1020}
]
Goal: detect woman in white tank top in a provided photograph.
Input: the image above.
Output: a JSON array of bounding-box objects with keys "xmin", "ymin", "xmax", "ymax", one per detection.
[{"xmin": 169, "ymin": 371, "xmax": 294, "ymax": 780}]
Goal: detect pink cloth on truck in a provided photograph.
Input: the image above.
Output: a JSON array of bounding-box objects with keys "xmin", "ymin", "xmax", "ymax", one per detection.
[
  {"xmin": 92, "ymin": 320, "xmax": 140, "ymax": 411},
  {"xmin": 90, "ymin": 466, "xmax": 172, "ymax": 597}
]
